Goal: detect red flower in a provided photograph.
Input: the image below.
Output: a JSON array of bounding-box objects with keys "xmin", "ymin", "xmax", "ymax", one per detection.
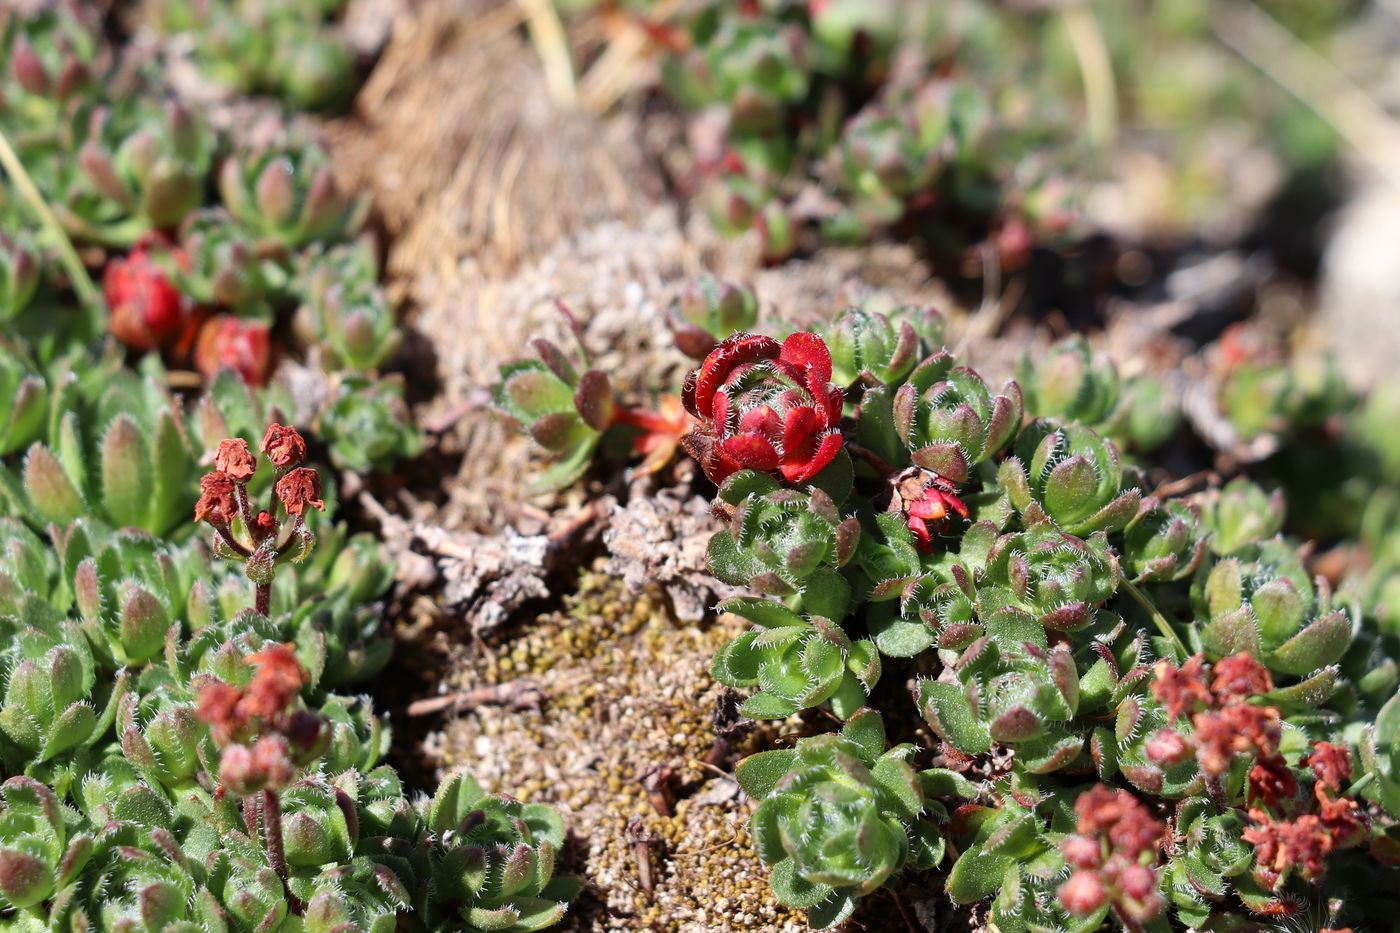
[
  {"xmin": 217, "ymin": 735, "xmax": 295, "ymax": 796},
  {"xmin": 275, "ymin": 467, "xmax": 324, "ymax": 517},
  {"xmin": 194, "ymin": 313, "xmax": 270, "ymax": 386},
  {"xmin": 1244, "ymin": 810, "xmax": 1333, "ymax": 883},
  {"xmin": 1073, "ymin": 785, "xmax": 1164, "ymax": 859},
  {"xmin": 194, "ymin": 471, "xmax": 238, "ymax": 526},
  {"xmin": 1058, "ymin": 871, "xmax": 1106, "ymax": 915},
  {"xmin": 890, "ymin": 468, "xmax": 969, "ymax": 551},
  {"xmin": 1210, "ymin": 652, "xmax": 1273, "ymax": 702},
  {"xmin": 217, "ymin": 743, "xmax": 262, "ymax": 795},
  {"xmin": 1248, "ymin": 754, "xmax": 1299, "ymax": 809},
  {"xmin": 683, "ymin": 333, "xmax": 780, "ymax": 421},
  {"xmin": 682, "ymin": 331, "xmax": 844, "ymax": 484},
  {"xmin": 1151, "ymin": 656, "xmax": 1212, "ymax": 723},
  {"xmin": 1192, "ymin": 703, "xmax": 1280, "ymax": 776},
  {"xmin": 285, "ymin": 709, "xmax": 329, "ymax": 758},
  {"xmin": 249, "ymin": 734, "xmax": 295, "ymax": 790},
  {"xmin": 1306, "ymin": 742, "xmax": 1351, "ymax": 795},
  {"xmin": 260, "ymin": 423, "xmax": 307, "ymax": 468},
  {"xmin": 242, "ymin": 643, "xmax": 305, "ymax": 720},
  {"xmin": 214, "ymin": 438, "xmax": 257, "ymax": 482},
  {"xmin": 614, "ymin": 395, "xmax": 695, "ymax": 477},
  {"xmin": 1116, "ymin": 863, "xmax": 1157, "ymax": 901},
  {"xmin": 1061, "ymin": 785, "xmax": 1165, "ymax": 922},
  {"xmin": 1061, "ymin": 834, "xmax": 1102, "ymax": 869},
  {"xmin": 1317, "ymin": 793, "xmax": 1368, "ymax": 848},
  {"xmin": 197, "ymin": 679, "xmax": 247, "ymax": 745},
  {"xmin": 105, "ymin": 239, "xmax": 190, "ymax": 351},
  {"xmin": 252, "ymin": 510, "xmax": 276, "ymax": 540},
  {"xmin": 1145, "ymin": 729, "xmax": 1191, "ymax": 767}
]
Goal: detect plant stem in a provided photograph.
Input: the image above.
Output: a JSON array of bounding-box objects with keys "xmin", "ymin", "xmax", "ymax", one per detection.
[
  {"xmin": 236, "ymin": 484, "xmax": 256, "ymax": 538},
  {"xmin": 1111, "ymin": 905, "xmax": 1148, "ymax": 933},
  {"xmin": 215, "ymin": 526, "xmax": 252, "ymax": 558},
  {"xmin": 0, "ymin": 124, "xmax": 103, "ymax": 330},
  {"xmin": 261, "ymin": 789, "xmax": 301, "ymax": 913},
  {"xmin": 255, "ymin": 582, "xmax": 271, "ymax": 616},
  {"xmin": 243, "ymin": 794, "xmax": 261, "ymax": 838},
  {"xmin": 1121, "ymin": 577, "xmax": 1188, "ymax": 657}
]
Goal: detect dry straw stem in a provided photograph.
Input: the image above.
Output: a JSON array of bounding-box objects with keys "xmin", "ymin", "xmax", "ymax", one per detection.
[
  {"xmin": 578, "ymin": 0, "xmax": 686, "ymax": 114},
  {"xmin": 518, "ymin": 0, "xmax": 578, "ymax": 107},
  {"xmin": 1213, "ymin": 0, "xmax": 1400, "ymax": 193},
  {"xmin": 1060, "ymin": 1, "xmax": 1118, "ymax": 150},
  {"xmin": 326, "ymin": 0, "xmax": 644, "ymax": 278}
]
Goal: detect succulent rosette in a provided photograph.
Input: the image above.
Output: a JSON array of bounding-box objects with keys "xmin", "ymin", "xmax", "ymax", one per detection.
[
  {"xmin": 998, "ymin": 420, "xmax": 1140, "ymax": 536},
  {"xmin": 293, "ymin": 242, "xmax": 401, "ymax": 372},
  {"xmin": 669, "ymin": 276, "xmax": 759, "ymax": 360},
  {"xmin": 0, "ymin": 234, "xmax": 40, "ymax": 323},
  {"xmin": 1192, "ymin": 538, "xmax": 1351, "ymax": 679},
  {"xmin": 711, "ymin": 593, "xmax": 879, "ymax": 720},
  {"xmin": 682, "ymin": 332, "xmax": 846, "ymax": 486},
  {"xmin": 821, "ymin": 306, "xmax": 924, "ymax": 388},
  {"xmin": 0, "ymin": 4, "xmax": 102, "ymax": 131},
  {"xmin": 218, "ymin": 133, "xmax": 366, "ymax": 250},
  {"xmin": 173, "ymin": 210, "xmax": 268, "ymax": 310},
  {"xmin": 0, "ymin": 351, "xmax": 46, "ymax": 458},
  {"xmin": 57, "ymin": 98, "xmax": 213, "ymax": 245},
  {"xmin": 736, "ymin": 709, "xmax": 953, "ymax": 929},
  {"xmin": 1018, "ymin": 336, "xmax": 1121, "ymax": 427},
  {"xmin": 0, "ymin": 777, "xmax": 93, "ymax": 911},
  {"xmin": 1122, "ymin": 497, "xmax": 1208, "ymax": 583},
  {"xmin": 493, "ymin": 335, "xmax": 615, "ymax": 491},
  {"xmin": 1196, "ymin": 477, "xmax": 1285, "ymax": 557},
  {"xmin": 890, "ymin": 352, "xmax": 1023, "ymax": 482}
]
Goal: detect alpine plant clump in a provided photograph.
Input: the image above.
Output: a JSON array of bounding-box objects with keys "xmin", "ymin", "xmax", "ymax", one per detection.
[
  {"xmin": 640, "ymin": 0, "xmax": 1080, "ymax": 265},
  {"xmin": 0, "ymin": 423, "xmax": 576, "ymax": 930},
  {"xmin": 642, "ymin": 304, "xmax": 1400, "ymax": 928},
  {"xmin": 1, "ymin": 2, "xmax": 411, "ymax": 468}
]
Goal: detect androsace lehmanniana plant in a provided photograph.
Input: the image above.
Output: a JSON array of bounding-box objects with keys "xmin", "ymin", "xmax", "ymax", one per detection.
[
  {"xmin": 646, "ymin": 0, "xmax": 1080, "ymax": 266},
  {"xmin": 648, "ymin": 313, "xmax": 1400, "ymax": 929},
  {"xmin": 0, "ymin": 420, "xmax": 577, "ymax": 930},
  {"xmin": 492, "ymin": 301, "xmax": 699, "ymax": 489}
]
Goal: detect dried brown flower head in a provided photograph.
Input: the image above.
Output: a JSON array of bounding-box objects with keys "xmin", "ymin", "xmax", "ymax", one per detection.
[
  {"xmin": 194, "ymin": 471, "xmax": 238, "ymax": 526},
  {"xmin": 275, "ymin": 467, "xmax": 324, "ymax": 517},
  {"xmin": 214, "ymin": 438, "xmax": 257, "ymax": 481},
  {"xmin": 261, "ymin": 423, "xmax": 307, "ymax": 468}
]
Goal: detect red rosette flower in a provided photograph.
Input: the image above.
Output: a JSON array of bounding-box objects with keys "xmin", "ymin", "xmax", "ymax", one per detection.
[
  {"xmin": 104, "ymin": 238, "xmax": 191, "ymax": 351},
  {"xmin": 682, "ymin": 331, "xmax": 844, "ymax": 485},
  {"xmin": 194, "ymin": 313, "xmax": 271, "ymax": 386}
]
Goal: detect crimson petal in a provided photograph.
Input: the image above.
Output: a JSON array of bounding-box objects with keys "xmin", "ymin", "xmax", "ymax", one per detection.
[
  {"xmin": 908, "ymin": 517, "xmax": 933, "ymax": 552},
  {"xmin": 690, "ymin": 334, "xmax": 780, "ymax": 420},
  {"xmin": 817, "ymin": 383, "xmax": 843, "ymax": 425},
  {"xmin": 780, "ymin": 331, "xmax": 833, "ymax": 385},
  {"xmin": 909, "ymin": 497, "xmax": 948, "ymax": 521},
  {"xmin": 782, "ymin": 430, "xmax": 842, "ymax": 483},
  {"xmin": 781, "ymin": 406, "xmax": 822, "ymax": 462},
  {"xmin": 722, "ymin": 433, "xmax": 782, "ymax": 471},
  {"xmin": 712, "ymin": 390, "xmax": 731, "ymax": 431},
  {"xmin": 738, "ymin": 404, "xmax": 783, "ymax": 438}
]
